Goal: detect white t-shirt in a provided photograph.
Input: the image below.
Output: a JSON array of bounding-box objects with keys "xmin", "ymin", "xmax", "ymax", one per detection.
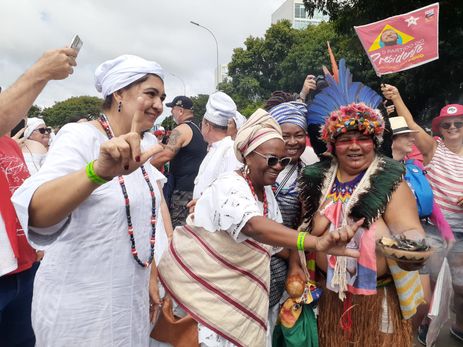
[{"xmin": 12, "ymin": 122, "xmax": 167, "ymax": 346}]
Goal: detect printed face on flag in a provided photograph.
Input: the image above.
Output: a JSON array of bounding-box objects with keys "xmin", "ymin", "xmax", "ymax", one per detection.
[{"xmin": 354, "ymin": 3, "xmax": 439, "ymax": 76}]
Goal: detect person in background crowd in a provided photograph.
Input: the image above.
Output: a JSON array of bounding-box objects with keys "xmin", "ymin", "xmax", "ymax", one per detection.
[
  {"xmin": 226, "ymin": 111, "xmax": 247, "ymax": 140},
  {"xmin": 0, "ymin": 46, "xmax": 76, "ymax": 347},
  {"xmin": 157, "ymin": 109, "xmax": 362, "ymax": 347},
  {"xmin": 154, "ymin": 126, "xmax": 165, "ymax": 143},
  {"xmin": 390, "ymin": 116, "xmax": 455, "ymax": 343},
  {"xmin": 382, "ymin": 84, "xmax": 463, "ymax": 343},
  {"xmin": 151, "ymin": 96, "xmax": 207, "ymax": 227},
  {"xmin": 266, "ymin": 101, "xmax": 317, "ymax": 326},
  {"xmin": 20, "ymin": 118, "xmax": 50, "ymax": 174},
  {"xmin": 12, "ymin": 55, "xmax": 173, "ymax": 346},
  {"xmin": 192, "ymin": 91, "xmax": 242, "ymax": 200}
]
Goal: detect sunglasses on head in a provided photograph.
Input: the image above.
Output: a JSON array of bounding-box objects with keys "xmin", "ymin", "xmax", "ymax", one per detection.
[
  {"xmin": 440, "ymin": 121, "xmax": 463, "ymax": 130},
  {"xmin": 253, "ymin": 150, "xmax": 291, "ymax": 167}
]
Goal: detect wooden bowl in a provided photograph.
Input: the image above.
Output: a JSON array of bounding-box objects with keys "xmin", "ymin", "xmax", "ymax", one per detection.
[{"xmin": 377, "ymin": 241, "xmax": 433, "ymax": 263}]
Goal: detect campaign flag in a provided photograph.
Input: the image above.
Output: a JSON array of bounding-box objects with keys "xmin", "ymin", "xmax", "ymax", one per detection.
[{"xmin": 354, "ymin": 3, "xmax": 439, "ymax": 76}]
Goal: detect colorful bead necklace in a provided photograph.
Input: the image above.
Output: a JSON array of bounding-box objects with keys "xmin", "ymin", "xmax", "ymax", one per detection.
[
  {"xmin": 326, "ymin": 171, "xmax": 365, "ymax": 203},
  {"xmin": 98, "ymin": 114, "xmax": 156, "ymax": 268},
  {"xmin": 241, "ymin": 168, "xmax": 268, "ymax": 217}
]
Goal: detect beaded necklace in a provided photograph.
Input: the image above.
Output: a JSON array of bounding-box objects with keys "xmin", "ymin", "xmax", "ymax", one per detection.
[
  {"xmin": 98, "ymin": 114, "xmax": 156, "ymax": 268},
  {"xmin": 326, "ymin": 171, "xmax": 365, "ymax": 203},
  {"xmin": 241, "ymin": 168, "xmax": 268, "ymax": 217}
]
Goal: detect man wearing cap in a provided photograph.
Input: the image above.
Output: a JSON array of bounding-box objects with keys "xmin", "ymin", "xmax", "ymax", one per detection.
[
  {"xmin": 151, "ymin": 96, "xmax": 207, "ymax": 227},
  {"xmin": 192, "ymin": 91, "xmax": 243, "ymax": 200}
]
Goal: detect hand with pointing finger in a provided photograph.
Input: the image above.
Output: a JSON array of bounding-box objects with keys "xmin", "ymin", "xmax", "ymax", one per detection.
[{"xmin": 93, "ymin": 97, "xmax": 163, "ymax": 180}]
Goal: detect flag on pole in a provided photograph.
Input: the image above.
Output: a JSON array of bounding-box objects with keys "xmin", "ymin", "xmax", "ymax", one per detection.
[{"xmin": 354, "ymin": 3, "xmax": 439, "ymax": 76}]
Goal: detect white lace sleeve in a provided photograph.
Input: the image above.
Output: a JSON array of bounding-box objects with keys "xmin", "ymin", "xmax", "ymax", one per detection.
[{"xmin": 193, "ymin": 172, "xmax": 261, "ymax": 242}]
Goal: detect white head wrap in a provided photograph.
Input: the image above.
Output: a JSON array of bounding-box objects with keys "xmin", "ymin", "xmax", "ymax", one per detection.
[
  {"xmin": 234, "ymin": 109, "xmax": 283, "ymax": 163},
  {"xmin": 232, "ymin": 111, "xmax": 247, "ymax": 130},
  {"xmin": 204, "ymin": 92, "xmax": 237, "ymax": 127},
  {"xmin": 24, "ymin": 118, "xmax": 46, "ymax": 139},
  {"xmin": 94, "ymin": 55, "xmax": 165, "ymax": 98}
]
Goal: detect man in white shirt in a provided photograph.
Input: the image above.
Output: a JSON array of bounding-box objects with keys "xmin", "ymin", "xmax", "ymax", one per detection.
[{"xmin": 192, "ymin": 92, "xmax": 243, "ymax": 200}]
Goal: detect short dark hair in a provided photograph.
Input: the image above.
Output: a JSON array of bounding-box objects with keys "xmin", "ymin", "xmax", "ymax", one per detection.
[{"xmin": 102, "ymin": 73, "xmax": 159, "ymax": 111}]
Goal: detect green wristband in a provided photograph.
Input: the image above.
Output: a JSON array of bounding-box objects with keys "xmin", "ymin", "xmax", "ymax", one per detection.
[
  {"xmin": 85, "ymin": 160, "xmax": 109, "ymax": 185},
  {"xmin": 297, "ymin": 232, "xmax": 307, "ymax": 251}
]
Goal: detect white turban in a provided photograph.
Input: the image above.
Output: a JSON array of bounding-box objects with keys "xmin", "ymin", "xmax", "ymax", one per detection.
[
  {"xmin": 234, "ymin": 109, "xmax": 283, "ymax": 163},
  {"xmin": 232, "ymin": 111, "xmax": 247, "ymax": 130},
  {"xmin": 24, "ymin": 118, "xmax": 45, "ymax": 139},
  {"xmin": 204, "ymin": 92, "xmax": 237, "ymax": 127},
  {"xmin": 94, "ymin": 55, "xmax": 165, "ymax": 98}
]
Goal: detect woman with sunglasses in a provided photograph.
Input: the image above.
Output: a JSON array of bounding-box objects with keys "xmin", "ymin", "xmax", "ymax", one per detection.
[
  {"xmin": 20, "ymin": 118, "xmax": 51, "ymax": 174},
  {"xmin": 12, "ymin": 55, "xmax": 172, "ymax": 346},
  {"xmin": 156, "ymin": 109, "xmax": 362, "ymax": 347},
  {"xmin": 382, "ymin": 84, "xmax": 463, "ymax": 343},
  {"xmin": 265, "ymin": 102, "xmax": 315, "ymax": 320}
]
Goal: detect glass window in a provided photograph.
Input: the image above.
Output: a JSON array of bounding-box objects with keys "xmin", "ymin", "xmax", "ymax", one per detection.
[{"xmin": 294, "ymin": 3, "xmax": 307, "ymax": 19}]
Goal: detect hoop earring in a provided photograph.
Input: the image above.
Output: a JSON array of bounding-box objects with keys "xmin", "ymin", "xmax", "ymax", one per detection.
[{"xmin": 117, "ymin": 101, "xmax": 122, "ymax": 113}]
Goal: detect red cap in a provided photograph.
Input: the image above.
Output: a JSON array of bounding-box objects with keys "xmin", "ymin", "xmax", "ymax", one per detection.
[{"xmin": 432, "ymin": 104, "xmax": 463, "ymax": 134}]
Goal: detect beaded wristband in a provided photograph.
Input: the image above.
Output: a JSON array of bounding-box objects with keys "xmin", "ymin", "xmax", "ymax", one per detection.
[
  {"xmin": 85, "ymin": 160, "xmax": 109, "ymax": 185},
  {"xmin": 297, "ymin": 232, "xmax": 307, "ymax": 251}
]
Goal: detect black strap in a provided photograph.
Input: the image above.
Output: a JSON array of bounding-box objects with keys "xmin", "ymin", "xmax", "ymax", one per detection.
[{"xmin": 274, "ymin": 163, "xmax": 298, "ymax": 198}]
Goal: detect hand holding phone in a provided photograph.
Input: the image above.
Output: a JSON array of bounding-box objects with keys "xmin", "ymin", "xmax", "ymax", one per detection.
[{"xmin": 69, "ymin": 35, "xmax": 83, "ymax": 55}]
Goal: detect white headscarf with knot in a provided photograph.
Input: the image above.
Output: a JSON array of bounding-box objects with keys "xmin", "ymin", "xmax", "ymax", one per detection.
[
  {"xmin": 232, "ymin": 111, "xmax": 247, "ymax": 130},
  {"xmin": 94, "ymin": 55, "xmax": 164, "ymax": 98},
  {"xmin": 234, "ymin": 108, "xmax": 283, "ymax": 163},
  {"xmin": 24, "ymin": 118, "xmax": 46, "ymax": 139}
]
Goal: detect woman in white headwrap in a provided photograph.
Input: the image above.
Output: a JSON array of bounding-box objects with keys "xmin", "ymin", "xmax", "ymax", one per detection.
[
  {"xmin": 19, "ymin": 117, "xmax": 51, "ymax": 174},
  {"xmin": 157, "ymin": 109, "xmax": 362, "ymax": 347},
  {"xmin": 12, "ymin": 55, "xmax": 173, "ymax": 346}
]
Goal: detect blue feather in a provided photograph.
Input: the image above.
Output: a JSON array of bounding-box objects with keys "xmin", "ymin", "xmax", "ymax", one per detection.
[{"xmin": 306, "ymin": 58, "xmax": 382, "ymax": 125}]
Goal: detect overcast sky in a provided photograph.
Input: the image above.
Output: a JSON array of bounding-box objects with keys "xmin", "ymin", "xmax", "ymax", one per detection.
[{"xmin": 0, "ymin": 0, "xmax": 285, "ymax": 122}]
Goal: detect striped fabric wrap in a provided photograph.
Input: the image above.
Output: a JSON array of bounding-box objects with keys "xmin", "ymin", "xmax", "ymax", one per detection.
[
  {"xmin": 157, "ymin": 221, "xmax": 272, "ymax": 347},
  {"xmin": 386, "ymin": 259, "xmax": 425, "ymax": 319}
]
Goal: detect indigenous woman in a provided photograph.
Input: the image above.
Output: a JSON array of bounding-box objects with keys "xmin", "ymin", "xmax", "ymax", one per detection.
[
  {"xmin": 157, "ymin": 109, "xmax": 362, "ymax": 347},
  {"xmin": 383, "ymin": 84, "xmax": 463, "ymax": 342},
  {"xmin": 300, "ymin": 60, "xmax": 425, "ymax": 346},
  {"xmin": 12, "ymin": 55, "xmax": 173, "ymax": 346}
]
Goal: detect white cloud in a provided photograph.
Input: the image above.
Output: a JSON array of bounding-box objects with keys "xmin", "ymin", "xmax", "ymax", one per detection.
[{"xmin": 0, "ymin": 0, "xmax": 284, "ymax": 122}]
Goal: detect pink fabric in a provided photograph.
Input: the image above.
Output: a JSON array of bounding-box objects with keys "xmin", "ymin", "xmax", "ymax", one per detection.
[{"xmin": 324, "ymin": 201, "xmax": 377, "ymax": 295}]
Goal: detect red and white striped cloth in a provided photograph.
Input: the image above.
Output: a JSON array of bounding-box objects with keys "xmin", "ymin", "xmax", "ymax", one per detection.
[{"xmin": 425, "ymin": 138, "xmax": 463, "ymax": 233}]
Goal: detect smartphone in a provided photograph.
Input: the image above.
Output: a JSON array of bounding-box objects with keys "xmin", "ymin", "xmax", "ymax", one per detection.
[{"xmin": 69, "ymin": 35, "xmax": 83, "ymax": 54}]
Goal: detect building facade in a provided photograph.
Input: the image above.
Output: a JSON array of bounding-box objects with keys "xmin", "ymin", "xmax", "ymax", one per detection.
[{"xmin": 271, "ymin": 0, "xmax": 328, "ymax": 29}]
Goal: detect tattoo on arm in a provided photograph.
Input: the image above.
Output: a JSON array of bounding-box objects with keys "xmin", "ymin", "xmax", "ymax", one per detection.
[{"xmin": 165, "ymin": 129, "xmax": 181, "ymax": 155}]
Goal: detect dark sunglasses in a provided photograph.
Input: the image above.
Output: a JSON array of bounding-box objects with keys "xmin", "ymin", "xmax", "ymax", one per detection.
[
  {"xmin": 440, "ymin": 121, "xmax": 463, "ymax": 130},
  {"xmin": 34, "ymin": 127, "xmax": 52, "ymax": 134},
  {"xmin": 253, "ymin": 150, "xmax": 291, "ymax": 167}
]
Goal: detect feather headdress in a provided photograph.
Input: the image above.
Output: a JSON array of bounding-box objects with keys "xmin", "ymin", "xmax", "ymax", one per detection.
[{"xmin": 307, "ymin": 59, "xmax": 384, "ymax": 145}]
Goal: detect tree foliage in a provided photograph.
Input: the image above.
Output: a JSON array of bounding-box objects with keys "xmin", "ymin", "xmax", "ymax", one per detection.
[
  {"xmin": 27, "ymin": 105, "xmax": 42, "ymax": 118},
  {"xmin": 42, "ymin": 96, "xmax": 103, "ymax": 127},
  {"xmin": 223, "ymin": 1, "xmax": 463, "ymax": 123},
  {"xmin": 302, "ymin": 0, "xmax": 463, "ymax": 123}
]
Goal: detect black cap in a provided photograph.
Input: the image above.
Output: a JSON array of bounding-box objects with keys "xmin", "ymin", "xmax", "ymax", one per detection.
[{"xmin": 165, "ymin": 96, "xmax": 193, "ymax": 110}]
